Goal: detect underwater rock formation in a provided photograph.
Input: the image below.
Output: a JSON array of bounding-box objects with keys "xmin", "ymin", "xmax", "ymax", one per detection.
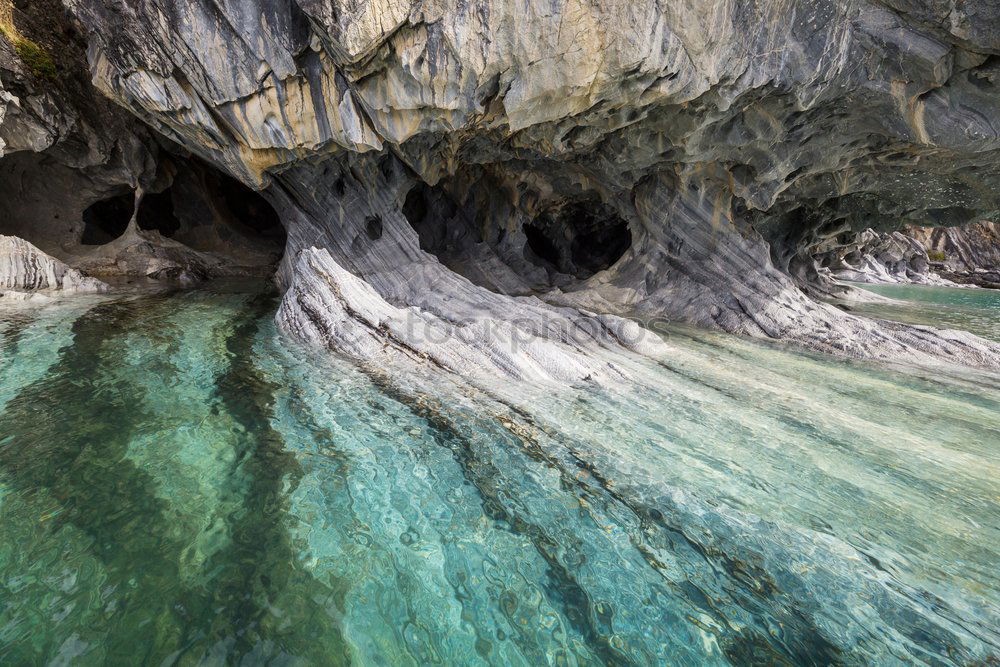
[{"xmin": 2, "ymin": 0, "xmax": 1000, "ymax": 372}]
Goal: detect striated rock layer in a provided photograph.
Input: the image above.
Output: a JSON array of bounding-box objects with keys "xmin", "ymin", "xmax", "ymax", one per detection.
[
  {"xmin": 0, "ymin": 235, "xmax": 107, "ymax": 295},
  {"xmin": 909, "ymin": 221, "xmax": 1000, "ymax": 288},
  {"xmin": 814, "ymin": 228, "xmax": 959, "ymax": 287},
  {"xmin": 5, "ymin": 0, "xmax": 1000, "ymax": 374},
  {"xmin": 812, "ymin": 221, "xmax": 1000, "ymax": 289}
]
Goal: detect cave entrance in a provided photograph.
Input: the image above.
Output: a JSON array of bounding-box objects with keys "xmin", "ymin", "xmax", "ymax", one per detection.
[
  {"xmin": 80, "ymin": 168, "xmax": 285, "ymax": 261},
  {"xmin": 144, "ymin": 166, "xmax": 286, "ymax": 262},
  {"xmin": 522, "ymin": 222, "xmax": 561, "ymax": 267},
  {"xmin": 401, "ymin": 179, "xmax": 633, "ymax": 290},
  {"xmin": 522, "ymin": 201, "xmax": 632, "ymax": 279},
  {"xmin": 212, "ymin": 171, "xmax": 285, "ymax": 243},
  {"xmin": 81, "ymin": 192, "xmax": 134, "ymax": 245}
]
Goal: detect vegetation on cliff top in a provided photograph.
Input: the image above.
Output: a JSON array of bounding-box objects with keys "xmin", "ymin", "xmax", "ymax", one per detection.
[{"xmin": 1, "ymin": 2, "xmax": 57, "ymax": 81}]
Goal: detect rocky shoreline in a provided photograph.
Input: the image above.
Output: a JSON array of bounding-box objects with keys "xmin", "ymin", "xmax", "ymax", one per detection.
[
  {"xmin": 813, "ymin": 221, "xmax": 1000, "ymax": 290},
  {"xmin": 2, "ymin": 0, "xmax": 1000, "ymax": 375}
]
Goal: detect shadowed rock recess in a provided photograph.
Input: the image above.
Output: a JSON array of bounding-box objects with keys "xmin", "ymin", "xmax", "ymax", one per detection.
[{"xmin": 4, "ymin": 0, "xmax": 1000, "ymax": 378}]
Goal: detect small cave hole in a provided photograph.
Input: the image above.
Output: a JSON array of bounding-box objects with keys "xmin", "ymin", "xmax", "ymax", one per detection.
[
  {"xmin": 522, "ymin": 222, "xmax": 562, "ymax": 267},
  {"xmin": 81, "ymin": 192, "xmax": 134, "ymax": 245},
  {"xmin": 380, "ymin": 158, "xmax": 394, "ymax": 183},
  {"xmin": 365, "ymin": 215, "xmax": 383, "ymax": 240},
  {"xmin": 136, "ymin": 189, "xmax": 181, "ymax": 237},
  {"xmin": 402, "ymin": 181, "xmax": 457, "ymax": 255},
  {"xmin": 214, "ymin": 173, "xmax": 285, "ymax": 241},
  {"xmin": 522, "ymin": 201, "xmax": 632, "ymax": 279},
  {"xmin": 403, "ymin": 185, "xmax": 429, "ymax": 227}
]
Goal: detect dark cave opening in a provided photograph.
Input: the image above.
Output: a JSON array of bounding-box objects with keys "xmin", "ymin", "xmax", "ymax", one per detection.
[
  {"xmin": 522, "ymin": 222, "xmax": 562, "ymax": 267},
  {"xmin": 401, "ymin": 179, "xmax": 633, "ymax": 289},
  {"xmin": 213, "ymin": 171, "xmax": 285, "ymax": 242},
  {"xmin": 80, "ymin": 164, "xmax": 285, "ymax": 256},
  {"xmin": 81, "ymin": 192, "xmax": 134, "ymax": 245},
  {"xmin": 365, "ymin": 215, "xmax": 383, "ymax": 241},
  {"xmin": 136, "ymin": 189, "xmax": 180, "ymax": 237},
  {"xmin": 402, "ymin": 181, "xmax": 458, "ymax": 256},
  {"xmin": 523, "ymin": 201, "xmax": 632, "ymax": 279},
  {"xmin": 572, "ymin": 219, "xmax": 633, "ymax": 274}
]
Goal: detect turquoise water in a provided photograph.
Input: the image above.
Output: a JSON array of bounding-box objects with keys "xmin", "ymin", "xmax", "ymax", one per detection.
[
  {"xmin": 848, "ymin": 283, "xmax": 1000, "ymax": 342},
  {"xmin": 0, "ymin": 286, "xmax": 998, "ymax": 665}
]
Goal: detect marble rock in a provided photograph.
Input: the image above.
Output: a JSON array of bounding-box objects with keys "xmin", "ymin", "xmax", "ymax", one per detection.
[
  {"xmin": 0, "ymin": 235, "xmax": 107, "ymax": 294},
  {"xmin": 908, "ymin": 221, "xmax": 1000, "ymax": 288},
  {"xmin": 4, "ymin": 0, "xmax": 1000, "ymax": 376}
]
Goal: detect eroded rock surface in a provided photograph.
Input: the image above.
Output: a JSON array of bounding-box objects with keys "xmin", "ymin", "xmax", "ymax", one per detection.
[
  {"xmin": 909, "ymin": 221, "xmax": 1000, "ymax": 288},
  {"xmin": 4, "ymin": 0, "xmax": 1000, "ymax": 375},
  {"xmin": 813, "ymin": 221, "xmax": 1000, "ymax": 289},
  {"xmin": 815, "ymin": 229, "xmax": 956, "ymax": 286},
  {"xmin": 0, "ymin": 0, "xmax": 285, "ymax": 283},
  {"xmin": 0, "ymin": 235, "xmax": 107, "ymax": 295}
]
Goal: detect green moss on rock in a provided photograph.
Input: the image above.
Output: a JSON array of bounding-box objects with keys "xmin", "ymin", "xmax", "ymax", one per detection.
[{"xmin": 13, "ymin": 37, "xmax": 57, "ymax": 80}]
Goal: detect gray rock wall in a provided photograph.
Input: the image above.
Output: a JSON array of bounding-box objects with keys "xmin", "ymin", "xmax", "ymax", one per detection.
[{"xmin": 909, "ymin": 221, "xmax": 1000, "ymax": 287}]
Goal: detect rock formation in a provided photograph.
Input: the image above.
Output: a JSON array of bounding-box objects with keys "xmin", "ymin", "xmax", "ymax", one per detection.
[
  {"xmin": 814, "ymin": 228, "xmax": 956, "ymax": 286},
  {"xmin": 0, "ymin": 0, "xmax": 285, "ymax": 284},
  {"xmin": 909, "ymin": 221, "xmax": 1000, "ymax": 288},
  {"xmin": 0, "ymin": 234, "xmax": 107, "ymax": 295},
  {"xmin": 811, "ymin": 220, "xmax": 1000, "ymax": 288},
  {"xmin": 3, "ymin": 0, "xmax": 1000, "ymax": 375}
]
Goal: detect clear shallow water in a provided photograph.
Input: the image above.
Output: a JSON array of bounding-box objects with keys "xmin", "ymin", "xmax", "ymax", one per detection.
[
  {"xmin": 0, "ymin": 287, "xmax": 998, "ymax": 665},
  {"xmin": 847, "ymin": 283, "xmax": 1000, "ymax": 342}
]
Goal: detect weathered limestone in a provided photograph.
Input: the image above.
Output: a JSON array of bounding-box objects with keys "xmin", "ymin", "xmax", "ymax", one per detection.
[
  {"xmin": 808, "ymin": 221, "xmax": 1000, "ymax": 289},
  {"xmin": 49, "ymin": 0, "xmax": 1000, "ymax": 374},
  {"xmin": 272, "ymin": 156, "xmax": 668, "ymax": 385},
  {"xmin": 0, "ymin": 0, "xmax": 285, "ymax": 282},
  {"xmin": 815, "ymin": 229, "xmax": 957, "ymax": 286},
  {"xmin": 266, "ymin": 150, "xmax": 1000, "ymax": 382}
]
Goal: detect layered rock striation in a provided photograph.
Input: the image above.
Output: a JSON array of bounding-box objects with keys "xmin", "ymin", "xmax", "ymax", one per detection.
[
  {"xmin": 811, "ymin": 220, "xmax": 1000, "ymax": 288},
  {"xmin": 0, "ymin": 234, "xmax": 107, "ymax": 295},
  {"xmin": 909, "ymin": 221, "xmax": 1000, "ymax": 288},
  {"xmin": 814, "ymin": 228, "xmax": 956, "ymax": 286},
  {"xmin": 4, "ymin": 0, "xmax": 1000, "ymax": 374}
]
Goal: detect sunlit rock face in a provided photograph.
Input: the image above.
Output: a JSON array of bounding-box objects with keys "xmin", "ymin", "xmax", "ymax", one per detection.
[{"xmin": 30, "ymin": 0, "xmax": 1000, "ymax": 374}]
